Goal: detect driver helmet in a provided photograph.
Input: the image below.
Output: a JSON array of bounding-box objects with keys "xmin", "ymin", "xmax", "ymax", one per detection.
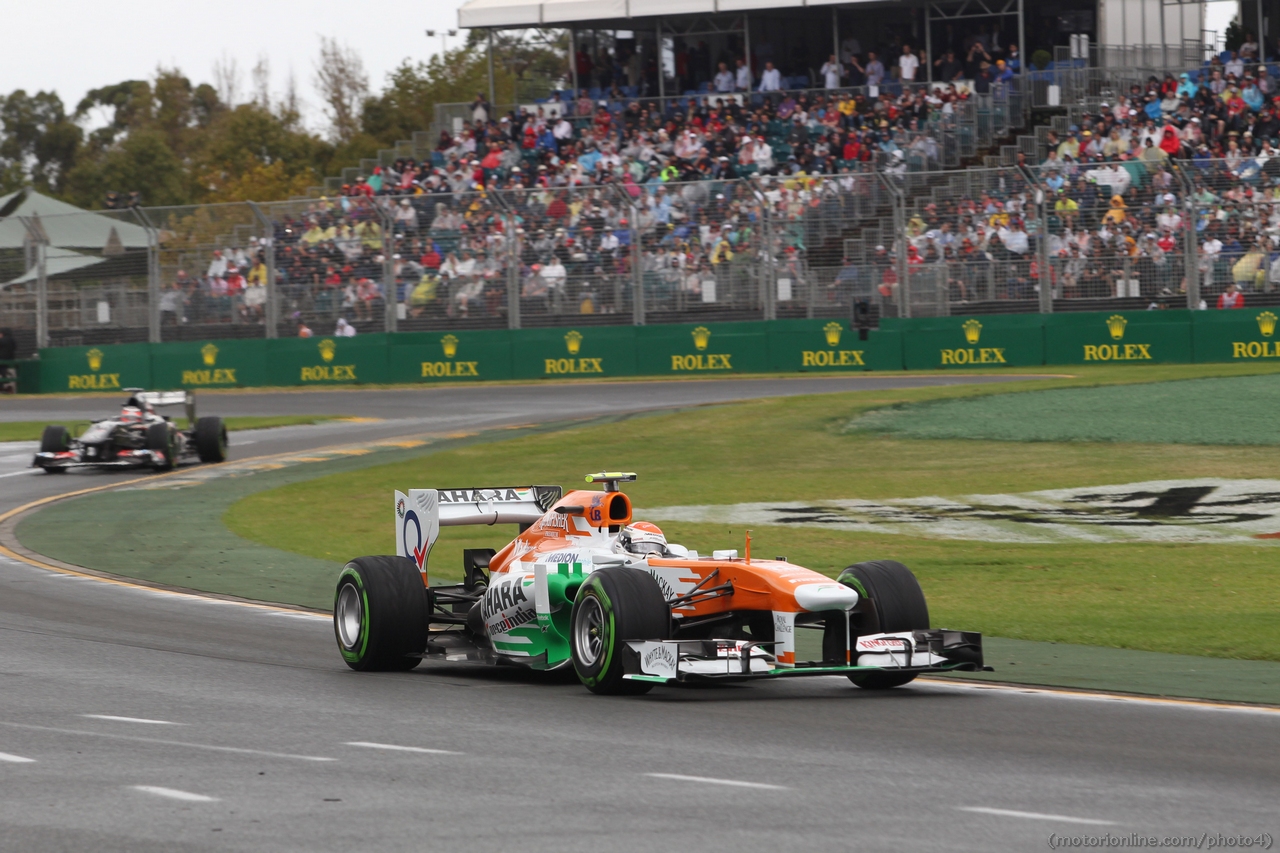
[
  {"xmin": 615, "ymin": 521, "xmax": 667, "ymax": 557},
  {"xmin": 119, "ymin": 405, "xmax": 144, "ymax": 423}
]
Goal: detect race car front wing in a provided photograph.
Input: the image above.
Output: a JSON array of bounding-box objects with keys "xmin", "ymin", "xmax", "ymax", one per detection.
[
  {"xmin": 32, "ymin": 449, "xmax": 168, "ymax": 470},
  {"xmin": 622, "ymin": 629, "xmax": 990, "ymax": 684}
]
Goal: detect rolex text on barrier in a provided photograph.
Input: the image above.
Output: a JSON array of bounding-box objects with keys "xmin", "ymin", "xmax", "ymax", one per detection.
[
  {"xmin": 1044, "ymin": 310, "xmax": 1193, "ymax": 365},
  {"xmin": 635, "ymin": 323, "xmax": 769, "ymax": 375},
  {"xmin": 265, "ymin": 334, "xmax": 390, "ymax": 386},
  {"xmin": 888, "ymin": 315, "xmax": 1045, "ymax": 369},
  {"xmin": 768, "ymin": 319, "xmax": 904, "ymax": 372},
  {"xmin": 509, "ymin": 325, "xmax": 637, "ymax": 380},
  {"xmin": 40, "ymin": 343, "xmax": 153, "ymax": 393},
  {"xmin": 387, "ymin": 330, "xmax": 512, "ymax": 383},
  {"xmin": 151, "ymin": 340, "xmax": 267, "ymax": 389},
  {"xmin": 1193, "ymin": 309, "xmax": 1280, "ymax": 362}
]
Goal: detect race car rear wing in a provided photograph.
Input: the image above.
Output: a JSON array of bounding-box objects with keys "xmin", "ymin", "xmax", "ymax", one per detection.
[
  {"xmin": 128, "ymin": 389, "xmax": 196, "ymax": 425},
  {"xmin": 395, "ymin": 486, "xmax": 562, "ymax": 577}
]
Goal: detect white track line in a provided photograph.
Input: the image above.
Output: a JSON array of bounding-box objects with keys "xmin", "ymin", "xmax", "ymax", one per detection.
[
  {"xmin": 83, "ymin": 715, "xmax": 180, "ymax": 726},
  {"xmin": 0, "ymin": 722, "xmax": 334, "ymax": 762},
  {"xmin": 645, "ymin": 772, "xmax": 786, "ymax": 790},
  {"xmin": 919, "ymin": 679, "xmax": 1280, "ymax": 715},
  {"xmin": 345, "ymin": 741, "xmax": 463, "ymax": 755},
  {"xmin": 0, "ymin": 471, "xmax": 33, "ymax": 479},
  {"xmin": 0, "ymin": 752, "xmax": 35, "ymax": 763},
  {"xmin": 132, "ymin": 786, "xmax": 218, "ymax": 803},
  {"xmin": 958, "ymin": 807, "xmax": 1116, "ymax": 826}
]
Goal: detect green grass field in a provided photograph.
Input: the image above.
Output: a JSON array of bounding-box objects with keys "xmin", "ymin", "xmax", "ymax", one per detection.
[
  {"xmin": 0, "ymin": 415, "xmax": 348, "ymax": 443},
  {"xmin": 225, "ymin": 363, "xmax": 1280, "ymax": 663}
]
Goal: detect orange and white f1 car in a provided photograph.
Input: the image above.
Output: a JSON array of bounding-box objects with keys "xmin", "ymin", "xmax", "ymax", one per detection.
[{"xmin": 333, "ymin": 473, "xmax": 988, "ymax": 694}]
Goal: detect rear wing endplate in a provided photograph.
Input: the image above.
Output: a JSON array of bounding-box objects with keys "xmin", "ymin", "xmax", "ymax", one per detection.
[
  {"xmin": 130, "ymin": 389, "xmax": 196, "ymax": 424},
  {"xmin": 395, "ymin": 486, "xmax": 562, "ymax": 577}
]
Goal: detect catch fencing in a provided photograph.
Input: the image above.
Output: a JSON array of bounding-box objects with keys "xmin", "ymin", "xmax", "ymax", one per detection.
[{"xmin": 6, "ymin": 157, "xmax": 1280, "ymax": 358}]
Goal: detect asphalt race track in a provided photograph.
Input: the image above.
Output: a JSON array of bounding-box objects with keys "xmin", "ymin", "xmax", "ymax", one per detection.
[{"xmin": 1, "ymin": 376, "xmax": 1277, "ymax": 852}]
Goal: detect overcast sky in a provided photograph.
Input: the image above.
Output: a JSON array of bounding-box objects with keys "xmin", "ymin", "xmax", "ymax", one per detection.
[{"xmin": 2, "ymin": 0, "xmax": 462, "ymax": 130}]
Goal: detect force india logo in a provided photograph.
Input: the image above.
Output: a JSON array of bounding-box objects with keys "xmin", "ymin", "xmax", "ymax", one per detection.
[{"xmin": 640, "ymin": 479, "xmax": 1280, "ymax": 544}]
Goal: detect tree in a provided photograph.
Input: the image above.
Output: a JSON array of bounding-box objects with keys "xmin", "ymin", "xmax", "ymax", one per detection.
[
  {"xmin": 314, "ymin": 37, "xmax": 369, "ymax": 145},
  {"xmin": 0, "ymin": 90, "xmax": 82, "ymax": 195},
  {"xmin": 63, "ymin": 128, "xmax": 189, "ymax": 208}
]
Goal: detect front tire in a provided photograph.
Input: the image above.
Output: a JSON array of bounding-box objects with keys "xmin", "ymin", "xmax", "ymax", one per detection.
[
  {"xmin": 195, "ymin": 416, "xmax": 227, "ymax": 463},
  {"xmin": 570, "ymin": 567, "xmax": 670, "ymax": 695},
  {"xmin": 334, "ymin": 556, "xmax": 428, "ymax": 672},
  {"xmin": 833, "ymin": 560, "xmax": 930, "ymax": 690},
  {"xmin": 146, "ymin": 423, "xmax": 175, "ymax": 471}
]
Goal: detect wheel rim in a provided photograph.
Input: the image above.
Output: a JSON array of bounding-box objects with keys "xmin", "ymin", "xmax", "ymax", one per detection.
[
  {"xmin": 336, "ymin": 583, "xmax": 362, "ymax": 650},
  {"xmin": 575, "ymin": 595, "xmax": 605, "ymax": 666}
]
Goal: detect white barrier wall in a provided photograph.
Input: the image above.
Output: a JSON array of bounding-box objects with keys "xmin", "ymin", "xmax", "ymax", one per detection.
[{"xmin": 1098, "ymin": 0, "xmax": 1206, "ymax": 51}]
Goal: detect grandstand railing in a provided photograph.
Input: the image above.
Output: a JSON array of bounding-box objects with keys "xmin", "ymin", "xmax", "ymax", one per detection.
[{"xmin": 9, "ymin": 157, "xmax": 1277, "ymax": 356}]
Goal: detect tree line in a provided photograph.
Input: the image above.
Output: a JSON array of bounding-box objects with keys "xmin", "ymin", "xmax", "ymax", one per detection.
[{"xmin": 0, "ymin": 31, "xmax": 566, "ymax": 210}]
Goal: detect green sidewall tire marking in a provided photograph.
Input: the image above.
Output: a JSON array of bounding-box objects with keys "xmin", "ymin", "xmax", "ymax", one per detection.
[
  {"xmin": 335, "ymin": 567, "xmax": 371, "ymax": 663},
  {"xmin": 575, "ymin": 580, "xmax": 615, "ymax": 688}
]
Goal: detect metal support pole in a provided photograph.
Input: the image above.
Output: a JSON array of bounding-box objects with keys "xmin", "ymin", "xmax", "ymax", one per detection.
[
  {"xmin": 489, "ymin": 189, "xmax": 521, "ymax": 329},
  {"xmin": 570, "ymin": 29, "xmax": 579, "ymax": 95},
  {"xmin": 247, "ymin": 202, "xmax": 278, "ymax": 338},
  {"xmin": 20, "ymin": 217, "xmax": 49, "ymax": 350},
  {"xmin": 373, "ymin": 203, "xmax": 397, "ymax": 333},
  {"xmin": 131, "ymin": 207, "xmax": 162, "ymax": 343},
  {"xmin": 1260, "ymin": 0, "xmax": 1267, "ymax": 60},
  {"xmin": 656, "ymin": 22, "xmax": 664, "ymax": 101},
  {"xmin": 876, "ymin": 173, "xmax": 909, "ymax": 318},
  {"xmin": 748, "ymin": 180, "xmax": 776, "ymax": 321},
  {"xmin": 833, "ymin": 7, "xmax": 840, "ymax": 69},
  {"xmin": 630, "ymin": 210, "xmax": 645, "ymax": 325},
  {"xmin": 1017, "ymin": 0, "xmax": 1026, "ymax": 84},
  {"xmin": 743, "ymin": 15, "xmax": 751, "ymax": 86},
  {"xmin": 925, "ymin": 4, "xmax": 933, "ymax": 85},
  {"xmin": 1174, "ymin": 162, "xmax": 1200, "ymax": 310},
  {"xmin": 487, "ymin": 30, "xmax": 497, "ymax": 107}
]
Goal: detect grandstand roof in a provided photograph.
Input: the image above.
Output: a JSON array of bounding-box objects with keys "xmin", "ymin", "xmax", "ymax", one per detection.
[
  {"xmin": 458, "ymin": 0, "xmax": 878, "ymax": 29},
  {"xmin": 0, "ymin": 188, "xmax": 151, "ymax": 252}
]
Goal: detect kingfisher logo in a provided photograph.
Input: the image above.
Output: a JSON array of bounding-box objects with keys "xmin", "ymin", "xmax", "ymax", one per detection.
[{"xmin": 401, "ymin": 509, "xmax": 430, "ymax": 570}]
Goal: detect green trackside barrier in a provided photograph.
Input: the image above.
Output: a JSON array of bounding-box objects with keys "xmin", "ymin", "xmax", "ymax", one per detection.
[
  {"xmin": 768, "ymin": 319, "xmax": 904, "ymax": 372},
  {"xmin": 1192, "ymin": 308, "xmax": 1280, "ymax": 363},
  {"xmin": 265, "ymin": 334, "xmax": 391, "ymax": 387},
  {"xmin": 509, "ymin": 324, "xmax": 638, "ymax": 379},
  {"xmin": 151, "ymin": 339, "xmax": 268, "ymax": 389},
  {"xmin": 1044, "ymin": 310, "xmax": 1193, "ymax": 365},
  {"xmin": 635, "ymin": 322, "xmax": 770, "ymax": 375},
  {"xmin": 886, "ymin": 313, "xmax": 1046, "ymax": 369},
  {"xmin": 387, "ymin": 329, "xmax": 513, "ymax": 383},
  {"xmin": 1, "ymin": 360, "xmax": 40, "ymax": 394},
  {"xmin": 39, "ymin": 342, "xmax": 153, "ymax": 393}
]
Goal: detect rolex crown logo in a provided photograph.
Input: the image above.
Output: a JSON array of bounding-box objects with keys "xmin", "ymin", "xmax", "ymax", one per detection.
[
  {"xmin": 962, "ymin": 319, "xmax": 982, "ymax": 345},
  {"xmin": 564, "ymin": 330, "xmax": 583, "ymax": 355},
  {"xmin": 86, "ymin": 348, "xmax": 104, "ymax": 372},
  {"xmin": 692, "ymin": 326, "xmax": 712, "ymax": 351},
  {"xmin": 1258, "ymin": 311, "xmax": 1278, "ymax": 337},
  {"xmin": 318, "ymin": 338, "xmax": 336, "ymax": 363},
  {"xmin": 201, "ymin": 343, "xmax": 218, "ymax": 366},
  {"xmin": 823, "ymin": 321, "xmax": 843, "ymax": 347},
  {"xmin": 1106, "ymin": 314, "xmax": 1128, "ymax": 341},
  {"xmin": 441, "ymin": 334, "xmax": 459, "ymax": 358}
]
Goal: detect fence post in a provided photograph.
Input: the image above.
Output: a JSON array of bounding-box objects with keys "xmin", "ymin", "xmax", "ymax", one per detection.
[
  {"xmin": 131, "ymin": 207, "xmax": 162, "ymax": 343},
  {"xmin": 609, "ymin": 184, "xmax": 645, "ymax": 325},
  {"xmin": 489, "ymin": 189, "xmax": 521, "ymax": 329},
  {"xmin": 374, "ymin": 202, "xmax": 397, "ymax": 333},
  {"xmin": 1023, "ymin": 165, "xmax": 1053, "ymax": 313},
  {"xmin": 876, "ymin": 171, "xmax": 909, "ymax": 318},
  {"xmin": 747, "ymin": 179, "xmax": 776, "ymax": 321},
  {"xmin": 1174, "ymin": 161, "xmax": 1200, "ymax": 310},
  {"xmin": 246, "ymin": 202, "xmax": 278, "ymax": 339},
  {"xmin": 19, "ymin": 217, "xmax": 49, "ymax": 349}
]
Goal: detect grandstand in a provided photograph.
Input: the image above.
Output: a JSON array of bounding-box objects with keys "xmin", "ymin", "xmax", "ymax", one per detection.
[{"xmin": 5, "ymin": 0, "xmax": 1280, "ymax": 357}]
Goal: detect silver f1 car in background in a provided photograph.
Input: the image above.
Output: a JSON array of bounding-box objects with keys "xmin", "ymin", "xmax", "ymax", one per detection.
[{"xmin": 32, "ymin": 389, "xmax": 228, "ymax": 474}]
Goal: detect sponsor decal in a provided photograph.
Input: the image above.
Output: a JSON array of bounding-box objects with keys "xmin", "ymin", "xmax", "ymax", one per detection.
[
  {"xmin": 856, "ymin": 636, "xmax": 908, "ymax": 652},
  {"xmin": 640, "ymin": 479, "xmax": 1280, "ymax": 543},
  {"xmin": 644, "ymin": 645, "xmax": 677, "ymax": 671},
  {"xmin": 824, "ymin": 321, "xmax": 843, "ymax": 347},
  {"xmin": 318, "ymin": 338, "xmax": 336, "ymax": 363},
  {"xmin": 670, "ymin": 353, "xmax": 732, "ymax": 371},
  {"xmin": 396, "ymin": 497, "xmax": 405, "ymax": 519},
  {"xmin": 482, "ymin": 576, "xmax": 538, "ymax": 635},
  {"xmin": 437, "ymin": 488, "xmax": 532, "ymax": 503},
  {"xmin": 772, "ymin": 612, "xmax": 794, "ymax": 635},
  {"xmin": 68, "ymin": 373, "xmax": 121, "ymax": 390},
  {"xmin": 1106, "ymin": 314, "xmax": 1128, "ymax": 340},
  {"xmin": 541, "ymin": 513, "xmax": 569, "ymax": 532},
  {"xmin": 181, "ymin": 368, "xmax": 238, "ymax": 386},
  {"xmin": 1083, "ymin": 343, "xmax": 1151, "ymax": 361},
  {"xmin": 202, "ymin": 343, "xmax": 219, "ymax": 366},
  {"xmin": 565, "ymin": 330, "xmax": 583, "ymax": 355},
  {"xmin": 802, "ymin": 349, "xmax": 865, "ymax": 367},
  {"xmin": 545, "ymin": 356, "xmax": 602, "ymax": 375},
  {"xmin": 940, "ymin": 347, "xmax": 1006, "ymax": 365},
  {"xmin": 87, "ymin": 348, "xmax": 104, "ymax": 371},
  {"xmin": 691, "ymin": 326, "xmax": 712, "ymax": 351},
  {"xmin": 441, "ymin": 334, "xmax": 459, "ymax": 358},
  {"xmin": 301, "ymin": 364, "xmax": 356, "ymax": 381},
  {"xmin": 402, "ymin": 509, "xmax": 429, "ymax": 570},
  {"xmin": 422, "ymin": 360, "xmax": 478, "ymax": 377},
  {"xmin": 541, "ymin": 551, "xmax": 581, "ymax": 563},
  {"xmin": 1231, "ymin": 312, "xmax": 1280, "ymax": 359},
  {"xmin": 962, "ymin": 318, "xmax": 982, "ymax": 345}
]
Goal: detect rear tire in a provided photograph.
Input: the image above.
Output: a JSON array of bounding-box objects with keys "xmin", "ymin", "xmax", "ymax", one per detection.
[
  {"xmin": 39, "ymin": 425, "xmax": 70, "ymax": 473},
  {"xmin": 195, "ymin": 416, "xmax": 227, "ymax": 463},
  {"xmin": 334, "ymin": 556, "xmax": 428, "ymax": 672},
  {"xmin": 570, "ymin": 567, "xmax": 670, "ymax": 695},
  {"xmin": 146, "ymin": 423, "xmax": 175, "ymax": 471},
  {"xmin": 833, "ymin": 560, "xmax": 930, "ymax": 690}
]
